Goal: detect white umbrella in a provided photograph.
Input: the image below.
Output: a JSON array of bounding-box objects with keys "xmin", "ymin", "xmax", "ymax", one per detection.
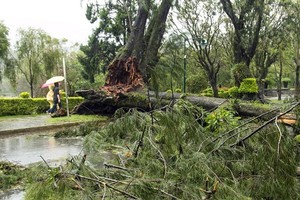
[{"xmin": 45, "ymin": 76, "xmax": 64, "ymax": 85}]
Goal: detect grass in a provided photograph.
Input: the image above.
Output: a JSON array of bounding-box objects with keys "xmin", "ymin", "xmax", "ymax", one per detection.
[{"xmin": 47, "ymin": 114, "xmax": 108, "ymax": 124}]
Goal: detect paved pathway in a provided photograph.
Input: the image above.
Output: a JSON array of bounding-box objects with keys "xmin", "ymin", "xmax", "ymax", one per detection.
[{"xmin": 0, "ymin": 114, "xmax": 80, "ymax": 136}]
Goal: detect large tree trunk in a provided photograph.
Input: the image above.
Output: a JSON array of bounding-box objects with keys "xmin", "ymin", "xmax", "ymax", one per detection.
[
  {"xmin": 103, "ymin": 0, "xmax": 173, "ymax": 96},
  {"xmin": 73, "ymin": 90, "xmax": 279, "ymax": 120}
]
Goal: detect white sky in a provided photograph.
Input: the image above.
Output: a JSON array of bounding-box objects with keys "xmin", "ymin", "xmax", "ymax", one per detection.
[{"xmin": 0, "ymin": 0, "xmax": 96, "ymax": 46}]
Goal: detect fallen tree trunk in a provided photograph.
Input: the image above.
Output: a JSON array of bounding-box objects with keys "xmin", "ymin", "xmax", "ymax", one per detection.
[{"xmin": 72, "ymin": 91, "xmax": 281, "ymax": 119}]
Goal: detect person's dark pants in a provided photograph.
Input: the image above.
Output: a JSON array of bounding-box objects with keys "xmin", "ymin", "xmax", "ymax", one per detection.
[{"xmin": 48, "ymin": 101, "xmax": 62, "ymax": 114}]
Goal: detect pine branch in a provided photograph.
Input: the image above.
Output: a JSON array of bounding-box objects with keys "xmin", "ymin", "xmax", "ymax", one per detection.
[
  {"xmin": 230, "ymin": 102, "xmax": 300, "ymax": 147},
  {"xmin": 199, "ymin": 107, "xmax": 280, "ymax": 152},
  {"xmin": 64, "ymin": 173, "xmax": 139, "ymax": 199},
  {"xmin": 146, "ymin": 136, "xmax": 167, "ymax": 178}
]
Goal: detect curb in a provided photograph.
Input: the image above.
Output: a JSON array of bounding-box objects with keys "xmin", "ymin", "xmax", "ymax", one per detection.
[{"xmin": 0, "ymin": 122, "xmax": 81, "ymax": 136}]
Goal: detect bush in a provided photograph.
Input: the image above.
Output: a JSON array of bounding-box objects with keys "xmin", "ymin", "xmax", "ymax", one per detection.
[
  {"xmin": 239, "ymin": 78, "xmax": 258, "ymax": 94},
  {"xmin": 186, "ymin": 73, "xmax": 208, "ymax": 93},
  {"xmin": 19, "ymin": 92, "xmax": 30, "ymax": 98},
  {"xmin": 201, "ymin": 87, "xmax": 213, "ymax": 97},
  {"xmin": 175, "ymin": 88, "xmax": 181, "ymax": 93},
  {"xmin": 0, "ymin": 97, "xmax": 84, "ymax": 116},
  {"xmin": 218, "ymin": 88, "xmax": 230, "ymax": 98},
  {"xmin": 228, "ymin": 86, "xmax": 240, "ymax": 98}
]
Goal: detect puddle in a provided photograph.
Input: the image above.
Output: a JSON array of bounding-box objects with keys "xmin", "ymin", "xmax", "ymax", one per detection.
[
  {"xmin": 0, "ymin": 133, "xmax": 83, "ymax": 166},
  {"xmin": 0, "ymin": 131, "xmax": 84, "ymax": 200},
  {"xmin": 0, "ymin": 190, "xmax": 25, "ymax": 200}
]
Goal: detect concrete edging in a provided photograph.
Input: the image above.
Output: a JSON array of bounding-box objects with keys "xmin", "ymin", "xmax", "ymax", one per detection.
[{"xmin": 0, "ymin": 122, "xmax": 81, "ymax": 136}]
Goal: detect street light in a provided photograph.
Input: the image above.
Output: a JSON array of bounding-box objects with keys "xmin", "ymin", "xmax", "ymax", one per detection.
[
  {"xmin": 183, "ymin": 38, "xmax": 187, "ymax": 93},
  {"xmin": 182, "ymin": 37, "xmax": 207, "ymax": 93}
]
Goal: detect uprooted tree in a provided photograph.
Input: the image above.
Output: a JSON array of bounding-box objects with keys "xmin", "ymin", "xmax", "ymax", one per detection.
[{"xmin": 101, "ymin": 0, "xmax": 174, "ymax": 95}]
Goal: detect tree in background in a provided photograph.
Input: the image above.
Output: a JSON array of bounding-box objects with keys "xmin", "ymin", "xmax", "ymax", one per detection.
[
  {"xmin": 0, "ymin": 21, "xmax": 10, "ymax": 82},
  {"xmin": 79, "ymin": 0, "xmax": 132, "ymax": 84},
  {"xmin": 286, "ymin": 0, "xmax": 300, "ymax": 99},
  {"xmin": 15, "ymin": 28, "xmax": 63, "ymax": 97},
  {"xmin": 78, "ymin": 33, "xmax": 101, "ymax": 84},
  {"xmin": 252, "ymin": 1, "xmax": 288, "ymax": 101},
  {"xmin": 175, "ymin": 0, "xmax": 225, "ymax": 97},
  {"xmin": 220, "ymin": 0, "xmax": 265, "ymax": 86}
]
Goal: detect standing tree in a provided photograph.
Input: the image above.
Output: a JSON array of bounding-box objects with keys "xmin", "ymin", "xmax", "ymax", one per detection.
[
  {"xmin": 78, "ymin": 33, "xmax": 101, "ymax": 84},
  {"xmin": 252, "ymin": 1, "xmax": 288, "ymax": 101},
  {"xmin": 286, "ymin": 0, "xmax": 300, "ymax": 99},
  {"xmin": 15, "ymin": 28, "xmax": 63, "ymax": 97},
  {"xmin": 175, "ymin": 0, "xmax": 225, "ymax": 97},
  {"xmin": 220, "ymin": 0, "xmax": 265, "ymax": 86},
  {"xmin": 0, "ymin": 21, "xmax": 10, "ymax": 82}
]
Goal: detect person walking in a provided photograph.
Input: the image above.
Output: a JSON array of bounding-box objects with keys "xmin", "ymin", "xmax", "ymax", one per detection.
[
  {"xmin": 48, "ymin": 82, "xmax": 61, "ymax": 114},
  {"xmin": 46, "ymin": 85, "xmax": 54, "ymax": 114}
]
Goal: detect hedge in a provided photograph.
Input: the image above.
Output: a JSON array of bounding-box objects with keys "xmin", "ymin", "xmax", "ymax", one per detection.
[{"xmin": 0, "ymin": 97, "xmax": 84, "ymax": 116}]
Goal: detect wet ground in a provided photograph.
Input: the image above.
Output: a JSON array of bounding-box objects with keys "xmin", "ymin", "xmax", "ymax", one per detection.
[
  {"xmin": 0, "ymin": 131, "xmax": 83, "ymax": 165},
  {"xmin": 0, "ymin": 115, "xmax": 86, "ymax": 200},
  {"xmin": 0, "ymin": 115, "xmax": 80, "ymax": 136}
]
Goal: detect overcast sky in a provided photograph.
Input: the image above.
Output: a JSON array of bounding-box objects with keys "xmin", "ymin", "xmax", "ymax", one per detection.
[{"xmin": 0, "ymin": 0, "xmax": 95, "ymax": 46}]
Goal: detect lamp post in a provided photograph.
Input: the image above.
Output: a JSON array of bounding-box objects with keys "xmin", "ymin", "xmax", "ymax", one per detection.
[{"xmin": 183, "ymin": 38, "xmax": 187, "ymax": 93}]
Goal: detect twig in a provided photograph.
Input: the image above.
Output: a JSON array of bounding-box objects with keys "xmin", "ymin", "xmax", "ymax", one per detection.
[
  {"xmin": 64, "ymin": 173, "xmax": 138, "ymax": 199},
  {"xmin": 146, "ymin": 137, "xmax": 167, "ymax": 178},
  {"xmin": 275, "ymin": 116, "xmax": 283, "ymax": 162},
  {"xmin": 104, "ymin": 163, "xmax": 129, "ymax": 171},
  {"xmin": 40, "ymin": 155, "xmax": 50, "ymax": 169},
  {"xmin": 155, "ymin": 188, "xmax": 180, "ymax": 200},
  {"xmin": 134, "ymin": 127, "xmax": 146, "ymax": 158},
  {"xmin": 102, "ymin": 183, "xmax": 107, "ymax": 200},
  {"xmin": 230, "ymin": 102, "xmax": 300, "ymax": 147}
]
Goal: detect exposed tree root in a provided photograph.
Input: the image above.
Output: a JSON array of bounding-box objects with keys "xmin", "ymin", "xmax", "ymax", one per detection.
[{"xmin": 101, "ymin": 56, "xmax": 144, "ymax": 96}]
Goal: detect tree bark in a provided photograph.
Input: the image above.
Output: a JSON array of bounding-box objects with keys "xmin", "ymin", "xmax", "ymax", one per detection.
[{"xmin": 73, "ymin": 90, "xmax": 278, "ymax": 119}]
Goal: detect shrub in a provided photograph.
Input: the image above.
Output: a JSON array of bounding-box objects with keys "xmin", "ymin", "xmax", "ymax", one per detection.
[
  {"xmin": 175, "ymin": 88, "xmax": 181, "ymax": 93},
  {"xmin": 239, "ymin": 78, "xmax": 258, "ymax": 94},
  {"xmin": 228, "ymin": 86, "xmax": 240, "ymax": 98},
  {"xmin": 0, "ymin": 97, "xmax": 84, "ymax": 116},
  {"xmin": 201, "ymin": 87, "xmax": 213, "ymax": 97},
  {"xmin": 186, "ymin": 73, "xmax": 208, "ymax": 93},
  {"xmin": 19, "ymin": 92, "xmax": 30, "ymax": 98}
]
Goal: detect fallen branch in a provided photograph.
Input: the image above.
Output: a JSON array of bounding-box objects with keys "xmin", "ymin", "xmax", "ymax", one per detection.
[
  {"xmin": 146, "ymin": 137, "xmax": 167, "ymax": 178},
  {"xmin": 201, "ymin": 107, "xmax": 280, "ymax": 152},
  {"xmin": 230, "ymin": 102, "xmax": 300, "ymax": 147},
  {"xmin": 104, "ymin": 163, "xmax": 129, "ymax": 171},
  {"xmin": 64, "ymin": 173, "xmax": 138, "ymax": 199}
]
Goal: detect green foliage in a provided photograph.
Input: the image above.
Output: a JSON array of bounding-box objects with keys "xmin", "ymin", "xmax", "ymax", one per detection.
[
  {"xmin": 175, "ymin": 88, "xmax": 181, "ymax": 93},
  {"xmin": 238, "ymin": 78, "xmax": 258, "ymax": 94},
  {"xmin": 54, "ymin": 120, "xmax": 106, "ymax": 138},
  {"xmin": 218, "ymin": 87, "xmax": 230, "ymax": 98},
  {"xmin": 0, "ymin": 97, "xmax": 84, "ymax": 116},
  {"xmin": 186, "ymin": 73, "xmax": 208, "ymax": 93},
  {"xmin": 201, "ymin": 87, "xmax": 213, "ymax": 97},
  {"xmin": 282, "ymin": 77, "xmax": 291, "ymax": 83},
  {"xmin": 24, "ymin": 100, "xmax": 300, "ymax": 199},
  {"xmin": 204, "ymin": 107, "xmax": 240, "ymax": 135},
  {"xmin": 0, "ymin": 21, "xmax": 9, "ymax": 59},
  {"xmin": 228, "ymin": 86, "xmax": 240, "ymax": 98},
  {"xmin": 16, "ymin": 28, "xmax": 56, "ymax": 97},
  {"xmin": 19, "ymin": 91, "xmax": 30, "ymax": 98},
  {"xmin": 0, "ymin": 161, "xmax": 24, "ymax": 190},
  {"xmin": 0, "ymin": 98, "xmax": 36, "ymax": 115}
]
